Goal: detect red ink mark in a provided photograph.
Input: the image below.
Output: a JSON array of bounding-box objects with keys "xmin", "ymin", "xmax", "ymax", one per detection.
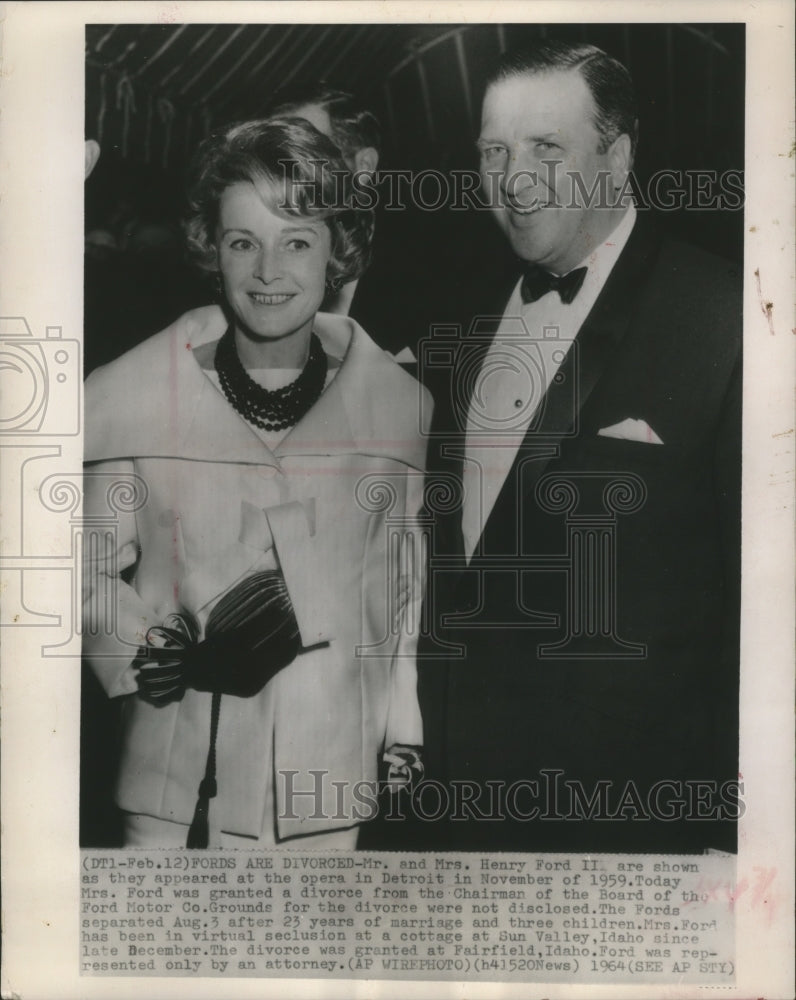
[
  {"xmin": 750, "ymin": 866, "xmax": 778, "ymax": 925},
  {"xmin": 724, "ymin": 876, "xmax": 749, "ymax": 910},
  {"xmin": 156, "ymin": 4, "xmax": 181, "ymax": 24},
  {"xmin": 751, "ymin": 866, "xmax": 777, "ymax": 907},
  {"xmin": 689, "ymin": 876, "xmax": 723, "ymax": 904}
]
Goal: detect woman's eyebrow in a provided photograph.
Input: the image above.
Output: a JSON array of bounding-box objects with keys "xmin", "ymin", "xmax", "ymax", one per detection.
[{"xmin": 280, "ymin": 224, "xmax": 321, "ymax": 236}]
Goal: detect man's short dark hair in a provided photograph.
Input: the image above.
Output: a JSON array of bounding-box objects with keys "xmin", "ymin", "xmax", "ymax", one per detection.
[
  {"xmin": 265, "ymin": 81, "xmax": 381, "ymax": 162},
  {"xmin": 487, "ymin": 41, "xmax": 638, "ymax": 162}
]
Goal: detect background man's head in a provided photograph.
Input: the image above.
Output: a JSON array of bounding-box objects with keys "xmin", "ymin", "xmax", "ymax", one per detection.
[
  {"xmin": 266, "ymin": 81, "xmax": 380, "ymax": 178},
  {"xmin": 479, "ymin": 41, "xmax": 638, "ymax": 275}
]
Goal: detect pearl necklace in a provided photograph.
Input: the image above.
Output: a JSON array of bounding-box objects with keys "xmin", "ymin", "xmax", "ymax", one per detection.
[{"xmin": 214, "ymin": 327, "xmax": 327, "ymax": 432}]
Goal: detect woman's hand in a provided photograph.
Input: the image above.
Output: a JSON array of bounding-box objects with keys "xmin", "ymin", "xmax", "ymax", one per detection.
[{"xmin": 133, "ymin": 612, "xmax": 198, "ymax": 705}]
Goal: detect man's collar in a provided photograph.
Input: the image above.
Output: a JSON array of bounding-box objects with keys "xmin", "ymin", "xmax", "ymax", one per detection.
[{"xmin": 505, "ymin": 204, "xmax": 638, "ymax": 316}]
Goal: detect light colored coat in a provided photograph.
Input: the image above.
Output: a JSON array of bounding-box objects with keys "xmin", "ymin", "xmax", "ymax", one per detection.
[{"xmin": 83, "ymin": 306, "xmax": 430, "ymax": 840}]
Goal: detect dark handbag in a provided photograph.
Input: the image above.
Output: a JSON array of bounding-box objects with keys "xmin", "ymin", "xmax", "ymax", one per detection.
[{"xmin": 132, "ymin": 570, "xmax": 301, "ymax": 847}]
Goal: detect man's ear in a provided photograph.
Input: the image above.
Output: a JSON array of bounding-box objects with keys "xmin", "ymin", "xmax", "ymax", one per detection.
[
  {"xmin": 352, "ymin": 146, "xmax": 379, "ymax": 177},
  {"xmin": 607, "ymin": 132, "xmax": 632, "ymax": 190}
]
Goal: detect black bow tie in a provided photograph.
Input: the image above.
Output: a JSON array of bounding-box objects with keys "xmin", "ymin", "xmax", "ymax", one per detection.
[{"xmin": 520, "ymin": 265, "xmax": 587, "ymax": 305}]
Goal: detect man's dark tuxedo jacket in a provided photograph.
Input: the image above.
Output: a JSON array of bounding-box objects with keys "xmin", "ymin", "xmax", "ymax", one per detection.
[{"xmin": 415, "ymin": 215, "xmax": 741, "ymax": 854}]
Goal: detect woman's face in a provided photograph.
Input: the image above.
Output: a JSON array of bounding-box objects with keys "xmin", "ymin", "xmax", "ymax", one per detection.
[{"xmin": 215, "ymin": 180, "xmax": 332, "ymax": 351}]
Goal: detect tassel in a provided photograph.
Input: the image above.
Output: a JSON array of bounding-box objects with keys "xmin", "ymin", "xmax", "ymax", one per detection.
[
  {"xmin": 186, "ymin": 691, "xmax": 221, "ymax": 849},
  {"xmin": 186, "ymin": 775, "xmax": 217, "ymax": 849}
]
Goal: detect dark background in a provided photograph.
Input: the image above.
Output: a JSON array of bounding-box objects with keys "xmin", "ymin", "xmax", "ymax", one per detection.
[
  {"xmin": 81, "ymin": 21, "xmax": 745, "ymax": 847},
  {"xmin": 84, "ymin": 23, "xmax": 745, "ymax": 367}
]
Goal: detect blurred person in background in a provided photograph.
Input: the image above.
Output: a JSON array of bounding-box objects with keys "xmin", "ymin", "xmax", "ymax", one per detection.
[{"xmin": 266, "ymin": 81, "xmax": 430, "ymax": 362}]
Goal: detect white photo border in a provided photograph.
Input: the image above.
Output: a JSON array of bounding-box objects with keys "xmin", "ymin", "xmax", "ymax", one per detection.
[{"xmin": 1, "ymin": 2, "xmax": 793, "ymax": 998}]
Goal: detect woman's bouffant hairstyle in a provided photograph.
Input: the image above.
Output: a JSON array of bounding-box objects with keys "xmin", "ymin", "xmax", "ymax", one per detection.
[{"xmin": 185, "ymin": 117, "xmax": 374, "ymax": 286}]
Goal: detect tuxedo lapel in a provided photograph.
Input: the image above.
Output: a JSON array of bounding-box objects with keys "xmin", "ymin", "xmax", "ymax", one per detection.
[
  {"xmin": 428, "ymin": 266, "xmax": 519, "ymax": 562},
  {"xmin": 479, "ymin": 216, "xmax": 663, "ymax": 553},
  {"xmin": 452, "ymin": 262, "xmax": 520, "ymax": 423}
]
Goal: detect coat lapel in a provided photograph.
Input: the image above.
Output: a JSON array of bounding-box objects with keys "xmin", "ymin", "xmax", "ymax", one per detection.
[
  {"xmin": 276, "ymin": 312, "xmax": 429, "ymax": 472},
  {"xmin": 478, "ymin": 216, "xmax": 663, "ymax": 554},
  {"xmin": 85, "ymin": 305, "xmax": 276, "ymax": 467},
  {"xmin": 85, "ymin": 305, "xmax": 427, "ymax": 473},
  {"xmin": 178, "ymin": 353, "xmax": 283, "ymax": 468}
]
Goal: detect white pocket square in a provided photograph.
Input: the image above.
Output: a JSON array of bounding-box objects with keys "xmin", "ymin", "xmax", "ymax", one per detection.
[{"xmin": 597, "ymin": 418, "xmax": 663, "ymax": 445}]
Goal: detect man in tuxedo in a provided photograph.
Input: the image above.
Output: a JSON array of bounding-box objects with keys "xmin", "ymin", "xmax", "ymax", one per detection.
[{"xmin": 415, "ymin": 41, "xmax": 741, "ymax": 854}]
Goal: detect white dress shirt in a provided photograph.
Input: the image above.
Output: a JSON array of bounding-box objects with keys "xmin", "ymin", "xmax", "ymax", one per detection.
[{"xmin": 461, "ymin": 205, "xmax": 637, "ymax": 560}]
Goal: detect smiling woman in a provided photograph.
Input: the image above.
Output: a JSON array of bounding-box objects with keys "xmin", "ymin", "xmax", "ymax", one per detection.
[
  {"xmin": 82, "ymin": 116, "xmax": 432, "ymax": 849},
  {"xmin": 216, "ymin": 184, "xmax": 332, "ymax": 362},
  {"xmin": 185, "ymin": 118, "xmax": 373, "ymax": 367}
]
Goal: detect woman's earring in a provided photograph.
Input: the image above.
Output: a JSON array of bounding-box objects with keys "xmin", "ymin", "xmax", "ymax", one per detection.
[{"xmin": 326, "ymin": 276, "xmax": 342, "ymax": 294}]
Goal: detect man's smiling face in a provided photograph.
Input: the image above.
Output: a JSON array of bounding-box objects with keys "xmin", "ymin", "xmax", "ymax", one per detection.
[{"xmin": 478, "ymin": 69, "xmax": 628, "ymax": 275}]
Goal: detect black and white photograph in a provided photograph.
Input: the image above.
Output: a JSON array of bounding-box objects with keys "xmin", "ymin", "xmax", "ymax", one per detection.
[
  {"xmin": 0, "ymin": 3, "xmax": 793, "ymax": 999},
  {"xmin": 80, "ymin": 18, "xmax": 746, "ymax": 856}
]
